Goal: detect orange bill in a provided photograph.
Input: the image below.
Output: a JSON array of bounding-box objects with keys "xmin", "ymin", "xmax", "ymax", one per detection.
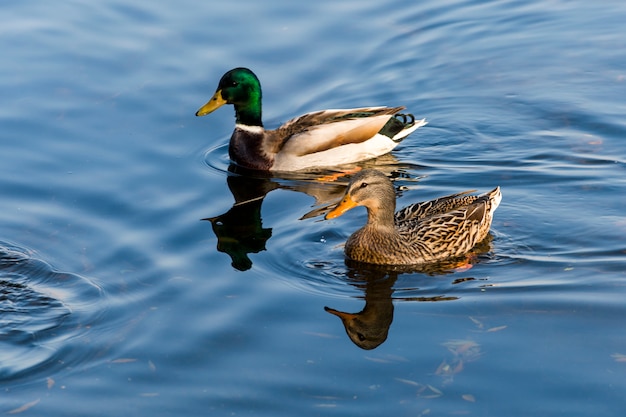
[
  {"xmin": 325, "ymin": 194, "xmax": 357, "ymax": 219},
  {"xmin": 196, "ymin": 90, "xmax": 227, "ymax": 116},
  {"xmin": 324, "ymin": 307, "xmax": 358, "ymax": 321}
]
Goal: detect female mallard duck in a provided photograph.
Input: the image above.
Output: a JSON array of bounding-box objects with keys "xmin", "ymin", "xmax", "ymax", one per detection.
[
  {"xmin": 325, "ymin": 169, "xmax": 501, "ymax": 265},
  {"xmin": 196, "ymin": 68, "xmax": 427, "ymax": 171}
]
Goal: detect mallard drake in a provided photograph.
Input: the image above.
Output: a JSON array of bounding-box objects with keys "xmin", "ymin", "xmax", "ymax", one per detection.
[
  {"xmin": 195, "ymin": 68, "xmax": 427, "ymax": 171},
  {"xmin": 325, "ymin": 169, "xmax": 501, "ymax": 265}
]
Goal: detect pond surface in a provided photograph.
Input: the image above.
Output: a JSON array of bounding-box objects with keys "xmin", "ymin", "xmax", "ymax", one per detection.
[{"xmin": 1, "ymin": 0, "xmax": 626, "ymax": 416}]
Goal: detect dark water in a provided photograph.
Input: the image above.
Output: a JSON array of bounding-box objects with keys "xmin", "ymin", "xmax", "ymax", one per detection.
[{"xmin": 2, "ymin": 0, "xmax": 626, "ymax": 415}]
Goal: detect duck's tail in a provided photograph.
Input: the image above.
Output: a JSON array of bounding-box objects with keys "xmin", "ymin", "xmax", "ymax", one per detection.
[
  {"xmin": 385, "ymin": 115, "xmax": 428, "ymax": 142},
  {"xmin": 484, "ymin": 186, "xmax": 502, "ymax": 212}
]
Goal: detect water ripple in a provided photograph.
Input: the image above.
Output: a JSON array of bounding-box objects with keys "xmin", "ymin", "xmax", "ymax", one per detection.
[
  {"xmin": 257, "ymin": 213, "xmax": 502, "ymax": 301},
  {"xmin": 0, "ymin": 241, "xmax": 105, "ymax": 382}
]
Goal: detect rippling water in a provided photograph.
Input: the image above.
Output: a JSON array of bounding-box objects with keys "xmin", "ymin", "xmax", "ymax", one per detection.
[
  {"xmin": 2, "ymin": 0, "xmax": 626, "ymax": 416},
  {"xmin": 0, "ymin": 243, "xmax": 104, "ymax": 381}
]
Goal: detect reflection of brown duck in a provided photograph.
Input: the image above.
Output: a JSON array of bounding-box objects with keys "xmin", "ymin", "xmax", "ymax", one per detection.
[
  {"xmin": 325, "ymin": 272, "xmax": 462, "ymax": 350},
  {"xmin": 325, "ymin": 274, "xmax": 397, "ymax": 350},
  {"xmin": 326, "ymin": 249, "xmax": 505, "ymax": 349}
]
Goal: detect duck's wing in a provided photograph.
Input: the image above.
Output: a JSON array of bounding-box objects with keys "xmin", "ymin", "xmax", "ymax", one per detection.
[
  {"xmin": 399, "ymin": 204, "xmax": 488, "ymax": 259},
  {"xmin": 394, "ymin": 190, "xmax": 478, "ymax": 223},
  {"xmin": 265, "ymin": 107, "xmax": 405, "ymax": 156},
  {"xmin": 399, "ymin": 187, "xmax": 501, "ymax": 259}
]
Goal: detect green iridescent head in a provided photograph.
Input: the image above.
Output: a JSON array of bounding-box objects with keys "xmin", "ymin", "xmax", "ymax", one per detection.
[{"xmin": 196, "ymin": 67, "xmax": 263, "ymax": 126}]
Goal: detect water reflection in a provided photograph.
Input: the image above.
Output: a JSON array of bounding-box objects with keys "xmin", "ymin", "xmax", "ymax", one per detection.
[
  {"xmin": 203, "ymin": 166, "xmax": 347, "ymax": 271},
  {"xmin": 325, "ymin": 272, "xmax": 397, "ymax": 350},
  {"xmin": 203, "ymin": 174, "xmax": 278, "ymax": 271},
  {"xmin": 204, "ymin": 156, "xmax": 420, "ymax": 270},
  {"xmin": 325, "ymin": 238, "xmax": 495, "ymax": 350}
]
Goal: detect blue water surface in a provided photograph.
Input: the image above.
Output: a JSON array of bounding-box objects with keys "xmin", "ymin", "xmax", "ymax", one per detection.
[{"xmin": 1, "ymin": 0, "xmax": 626, "ymax": 416}]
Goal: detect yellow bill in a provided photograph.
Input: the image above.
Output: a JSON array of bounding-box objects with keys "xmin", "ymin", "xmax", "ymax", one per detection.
[{"xmin": 195, "ymin": 90, "xmax": 227, "ymax": 116}]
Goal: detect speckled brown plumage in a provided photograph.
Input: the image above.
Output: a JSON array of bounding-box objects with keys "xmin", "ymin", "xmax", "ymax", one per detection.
[{"xmin": 325, "ymin": 169, "xmax": 502, "ymax": 266}]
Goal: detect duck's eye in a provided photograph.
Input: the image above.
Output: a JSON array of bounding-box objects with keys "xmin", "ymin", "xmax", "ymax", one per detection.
[
  {"xmin": 359, "ymin": 182, "xmax": 369, "ymax": 189},
  {"xmin": 231, "ymin": 81, "xmax": 239, "ymax": 87}
]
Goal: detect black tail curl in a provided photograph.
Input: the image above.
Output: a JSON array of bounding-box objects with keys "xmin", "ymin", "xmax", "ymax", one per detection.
[{"xmin": 393, "ymin": 113, "xmax": 415, "ymax": 126}]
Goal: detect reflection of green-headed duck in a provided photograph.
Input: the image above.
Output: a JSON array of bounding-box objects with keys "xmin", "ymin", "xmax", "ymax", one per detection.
[
  {"xmin": 203, "ymin": 175, "xmax": 277, "ymax": 271},
  {"xmin": 326, "ymin": 170, "xmax": 501, "ymax": 265},
  {"xmin": 196, "ymin": 68, "xmax": 426, "ymax": 171}
]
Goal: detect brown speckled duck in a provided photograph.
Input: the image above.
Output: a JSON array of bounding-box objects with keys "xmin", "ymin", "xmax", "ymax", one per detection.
[
  {"xmin": 325, "ymin": 169, "xmax": 502, "ymax": 265},
  {"xmin": 195, "ymin": 68, "xmax": 427, "ymax": 171}
]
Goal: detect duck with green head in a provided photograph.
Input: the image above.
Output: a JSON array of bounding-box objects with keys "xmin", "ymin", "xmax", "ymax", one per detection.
[{"xmin": 196, "ymin": 68, "xmax": 427, "ymax": 171}]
